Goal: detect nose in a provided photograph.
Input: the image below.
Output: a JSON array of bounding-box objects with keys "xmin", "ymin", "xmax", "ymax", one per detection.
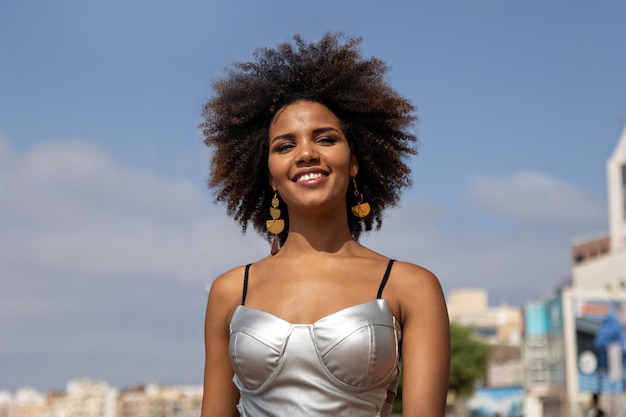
[{"xmin": 297, "ymin": 140, "xmax": 319, "ymax": 164}]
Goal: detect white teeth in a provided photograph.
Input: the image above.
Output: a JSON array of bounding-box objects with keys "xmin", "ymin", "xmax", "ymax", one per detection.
[{"xmin": 296, "ymin": 172, "xmax": 325, "ymax": 182}]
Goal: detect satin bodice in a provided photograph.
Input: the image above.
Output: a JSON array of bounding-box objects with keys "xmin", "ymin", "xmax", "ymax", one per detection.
[{"xmin": 229, "ymin": 298, "xmax": 401, "ymax": 417}]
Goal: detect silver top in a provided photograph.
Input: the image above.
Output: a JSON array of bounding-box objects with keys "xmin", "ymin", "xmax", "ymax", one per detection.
[{"xmin": 229, "ymin": 298, "xmax": 401, "ymax": 417}]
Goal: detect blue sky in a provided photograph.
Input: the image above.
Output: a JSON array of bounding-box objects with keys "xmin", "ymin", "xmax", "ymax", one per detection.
[{"xmin": 1, "ymin": 0, "xmax": 625, "ymax": 392}]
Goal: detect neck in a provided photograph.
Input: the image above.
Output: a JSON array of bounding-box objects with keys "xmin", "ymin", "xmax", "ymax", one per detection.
[{"xmin": 278, "ymin": 208, "xmax": 357, "ymax": 256}]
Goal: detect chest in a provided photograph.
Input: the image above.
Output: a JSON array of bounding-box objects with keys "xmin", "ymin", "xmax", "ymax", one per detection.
[{"xmin": 228, "ymin": 300, "xmax": 401, "ymax": 391}]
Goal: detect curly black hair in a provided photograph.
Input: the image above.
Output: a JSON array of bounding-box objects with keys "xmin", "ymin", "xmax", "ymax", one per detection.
[{"xmin": 200, "ymin": 32, "xmax": 417, "ymax": 243}]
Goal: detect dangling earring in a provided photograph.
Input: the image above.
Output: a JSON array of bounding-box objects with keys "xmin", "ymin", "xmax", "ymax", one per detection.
[
  {"xmin": 266, "ymin": 192, "xmax": 284, "ymax": 255},
  {"xmin": 351, "ymin": 177, "xmax": 370, "ymax": 218}
]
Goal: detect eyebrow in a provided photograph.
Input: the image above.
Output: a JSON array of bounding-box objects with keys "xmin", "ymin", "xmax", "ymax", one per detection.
[{"xmin": 270, "ymin": 127, "xmax": 341, "ymax": 144}]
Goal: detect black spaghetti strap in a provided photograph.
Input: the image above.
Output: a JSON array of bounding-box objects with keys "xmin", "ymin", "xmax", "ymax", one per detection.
[
  {"xmin": 242, "ymin": 264, "xmax": 252, "ymax": 305},
  {"xmin": 376, "ymin": 259, "xmax": 396, "ymax": 299}
]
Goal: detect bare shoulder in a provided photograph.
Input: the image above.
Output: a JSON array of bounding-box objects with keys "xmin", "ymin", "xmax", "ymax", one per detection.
[
  {"xmin": 206, "ymin": 265, "xmax": 249, "ymax": 324},
  {"xmin": 209, "ymin": 265, "xmax": 247, "ymax": 296},
  {"xmin": 386, "ymin": 260, "xmax": 447, "ymax": 324},
  {"xmin": 390, "ymin": 260, "xmax": 443, "ymax": 295}
]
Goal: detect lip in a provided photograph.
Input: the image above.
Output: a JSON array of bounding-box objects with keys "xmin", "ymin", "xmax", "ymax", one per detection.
[{"xmin": 291, "ymin": 168, "xmax": 330, "ymax": 185}]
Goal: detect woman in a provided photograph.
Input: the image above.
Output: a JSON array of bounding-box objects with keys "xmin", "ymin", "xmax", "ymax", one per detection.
[{"xmin": 200, "ymin": 33, "xmax": 450, "ymax": 417}]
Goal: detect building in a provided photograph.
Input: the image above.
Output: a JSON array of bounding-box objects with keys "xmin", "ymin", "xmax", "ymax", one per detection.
[
  {"xmin": 0, "ymin": 387, "xmax": 47, "ymax": 417},
  {"xmin": 40, "ymin": 379, "xmax": 117, "ymax": 417},
  {"xmin": 448, "ymin": 288, "xmax": 523, "ymax": 347},
  {"xmin": 524, "ymin": 126, "xmax": 626, "ymax": 417},
  {"xmin": 117, "ymin": 384, "xmax": 202, "ymax": 417},
  {"xmin": 447, "ymin": 288, "xmax": 524, "ymax": 387},
  {"xmin": 0, "ymin": 392, "xmax": 9, "ymax": 417},
  {"xmin": 0, "ymin": 381, "xmax": 202, "ymax": 417},
  {"xmin": 572, "ymin": 125, "xmax": 626, "ymax": 291}
]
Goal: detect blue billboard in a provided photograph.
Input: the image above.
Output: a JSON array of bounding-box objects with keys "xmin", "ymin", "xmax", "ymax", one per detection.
[{"xmin": 574, "ymin": 298, "xmax": 626, "ymax": 393}]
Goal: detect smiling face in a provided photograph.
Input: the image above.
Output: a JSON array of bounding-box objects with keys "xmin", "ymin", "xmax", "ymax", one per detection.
[{"xmin": 268, "ymin": 101, "xmax": 358, "ymax": 216}]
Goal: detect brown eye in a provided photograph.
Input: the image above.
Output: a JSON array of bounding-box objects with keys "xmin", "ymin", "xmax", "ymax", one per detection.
[
  {"xmin": 317, "ymin": 136, "xmax": 336, "ymax": 145},
  {"xmin": 275, "ymin": 142, "xmax": 295, "ymax": 153}
]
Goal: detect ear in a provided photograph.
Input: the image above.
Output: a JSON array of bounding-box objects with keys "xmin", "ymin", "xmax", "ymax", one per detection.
[{"xmin": 349, "ymin": 154, "xmax": 359, "ymax": 177}]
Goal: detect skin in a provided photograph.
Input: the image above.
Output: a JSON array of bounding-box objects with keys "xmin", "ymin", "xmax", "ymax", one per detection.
[{"xmin": 201, "ymin": 100, "xmax": 450, "ymax": 417}]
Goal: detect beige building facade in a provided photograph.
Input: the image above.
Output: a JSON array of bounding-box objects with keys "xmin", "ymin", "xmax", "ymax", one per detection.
[
  {"xmin": 0, "ymin": 381, "xmax": 201, "ymax": 417},
  {"xmin": 447, "ymin": 288, "xmax": 524, "ymax": 388}
]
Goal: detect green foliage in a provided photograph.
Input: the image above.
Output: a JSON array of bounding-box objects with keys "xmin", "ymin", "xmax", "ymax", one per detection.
[
  {"xmin": 449, "ymin": 321, "xmax": 490, "ymax": 397},
  {"xmin": 391, "ymin": 321, "xmax": 490, "ymax": 413},
  {"xmin": 392, "ymin": 369, "xmax": 403, "ymax": 413}
]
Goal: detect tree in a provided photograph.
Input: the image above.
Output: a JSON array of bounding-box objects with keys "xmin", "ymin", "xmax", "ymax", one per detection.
[
  {"xmin": 392, "ymin": 321, "xmax": 490, "ymax": 413},
  {"xmin": 448, "ymin": 321, "xmax": 490, "ymax": 397}
]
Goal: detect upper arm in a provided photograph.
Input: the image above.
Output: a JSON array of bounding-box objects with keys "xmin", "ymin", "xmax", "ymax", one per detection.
[
  {"xmin": 395, "ymin": 264, "xmax": 450, "ymax": 417},
  {"xmin": 201, "ymin": 270, "xmax": 242, "ymax": 417}
]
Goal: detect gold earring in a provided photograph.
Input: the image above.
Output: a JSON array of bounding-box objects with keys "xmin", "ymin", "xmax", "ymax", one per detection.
[
  {"xmin": 351, "ymin": 177, "xmax": 370, "ymax": 218},
  {"xmin": 266, "ymin": 192, "xmax": 285, "ymax": 234},
  {"xmin": 266, "ymin": 192, "xmax": 284, "ymax": 255}
]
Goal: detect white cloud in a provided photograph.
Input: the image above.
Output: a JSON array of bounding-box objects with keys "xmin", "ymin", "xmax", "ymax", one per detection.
[
  {"xmin": 362, "ymin": 170, "xmax": 608, "ymax": 307},
  {"xmin": 361, "ymin": 197, "xmax": 574, "ymax": 308},
  {"xmin": 466, "ymin": 171, "xmax": 607, "ymax": 227},
  {"xmin": 0, "ymin": 135, "xmax": 606, "ymax": 392},
  {"xmin": 0, "ymin": 136, "xmax": 268, "ymax": 287},
  {"xmin": 0, "ymin": 134, "xmax": 268, "ymax": 391}
]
